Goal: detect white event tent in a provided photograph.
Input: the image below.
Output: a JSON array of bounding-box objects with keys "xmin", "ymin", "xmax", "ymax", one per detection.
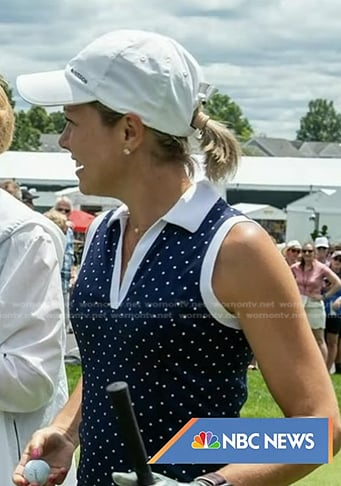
[
  {"xmin": 286, "ymin": 189, "xmax": 341, "ymax": 243},
  {"xmin": 1, "ymin": 152, "xmax": 341, "ymax": 216},
  {"xmin": 0, "ymin": 151, "xmax": 78, "ymax": 186},
  {"xmin": 225, "ymin": 156, "xmax": 341, "ymax": 191},
  {"xmin": 1, "ymin": 152, "xmax": 341, "ymax": 191},
  {"xmin": 231, "ymin": 203, "xmax": 287, "ymax": 221}
]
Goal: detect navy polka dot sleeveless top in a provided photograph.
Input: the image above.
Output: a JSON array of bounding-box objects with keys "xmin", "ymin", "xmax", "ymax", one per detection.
[{"xmin": 70, "ymin": 197, "xmax": 252, "ymax": 485}]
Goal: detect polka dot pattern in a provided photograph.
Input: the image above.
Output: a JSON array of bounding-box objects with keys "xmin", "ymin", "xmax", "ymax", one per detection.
[{"xmin": 70, "ymin": 199, "xmax": 252, "ymax": 485}]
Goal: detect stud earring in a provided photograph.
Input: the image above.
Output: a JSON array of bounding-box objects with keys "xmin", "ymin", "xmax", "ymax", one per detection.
[{"xmin": 123, "ymin": 148, "xmax": 131, "ymax": 155}]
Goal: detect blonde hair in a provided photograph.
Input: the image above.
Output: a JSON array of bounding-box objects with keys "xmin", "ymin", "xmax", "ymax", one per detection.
[
  {"xmin": 44, "ymin": 209, "xmax": 68, "ymax": 233},
  {"xmin": 0, "ymin": 80, "xmax": 15, "ymax": 154},
  {"xmin": 0, "ymin": 179, "xmax": 22, "ymax": 199},
  {"xmin": 150, "ymin": 113, "xmax": 241, "ymax": 182},
  {"xmin": 198, "ymin": 115, "xmax": 241, "ymax": 182}
]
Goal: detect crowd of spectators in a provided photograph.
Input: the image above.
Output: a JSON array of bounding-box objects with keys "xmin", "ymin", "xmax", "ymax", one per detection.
[{"xmin": 281, "ymin": 235, "xmax": 341, "ymax": 373}]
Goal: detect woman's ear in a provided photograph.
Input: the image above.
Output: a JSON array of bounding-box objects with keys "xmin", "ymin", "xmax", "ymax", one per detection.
[{"xmin": 122, "ymin": 113, "xmax": 145, "ymax": 148}]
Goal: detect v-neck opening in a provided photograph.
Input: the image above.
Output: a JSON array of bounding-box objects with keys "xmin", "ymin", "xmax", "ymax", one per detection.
[{"xmin": 110, "ymin": 219, "xmax": 167, "ymax": 309}]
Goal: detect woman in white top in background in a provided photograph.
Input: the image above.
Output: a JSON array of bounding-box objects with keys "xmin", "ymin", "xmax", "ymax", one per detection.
[{"xmin": 0, "ymin": 80, "xmax": 77, "ymax": 485}]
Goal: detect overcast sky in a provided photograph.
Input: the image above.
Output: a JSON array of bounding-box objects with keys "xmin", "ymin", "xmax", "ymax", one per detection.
[{"xmin": 2, "ymin": 0, "xmax": 341, "ymax": 139}]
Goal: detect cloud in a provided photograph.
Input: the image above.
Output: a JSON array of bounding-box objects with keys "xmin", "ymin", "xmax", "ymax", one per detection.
[{"xmin": 1, "ymin": 0, "xmax": 341, "ymax": 138}]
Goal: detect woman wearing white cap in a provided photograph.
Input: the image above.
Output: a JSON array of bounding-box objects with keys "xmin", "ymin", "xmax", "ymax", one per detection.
[
  {"xmin": 14, "ymin": 30, "xmax": 340, "ymax": 486},
  {"xmin": 314, "ymin": 236, "xmax": 330, "ymax": 264}
]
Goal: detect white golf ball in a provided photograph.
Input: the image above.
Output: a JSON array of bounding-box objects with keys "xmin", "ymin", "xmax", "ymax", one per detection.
[{"xmin": 23, "ymin": 459, "xmax": 51, "ymax": 485}]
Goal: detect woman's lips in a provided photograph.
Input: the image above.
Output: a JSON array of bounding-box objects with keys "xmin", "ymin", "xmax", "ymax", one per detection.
[{"xmin": 75, "ymin": 165, "xmax": 84, "ymax": 174}]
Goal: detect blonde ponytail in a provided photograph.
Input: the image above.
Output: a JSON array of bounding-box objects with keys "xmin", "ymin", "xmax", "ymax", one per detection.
[
  {"xmin": 0, "ymin": 81, "xmax": 15, "ymax": 154},
  {"xmin": 192, "ymin": 109, "xmax": 241, "ymax": 182}
]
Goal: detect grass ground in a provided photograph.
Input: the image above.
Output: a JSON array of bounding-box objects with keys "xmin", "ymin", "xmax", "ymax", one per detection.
[
  {"xmin": 65, "ymin": 365, "xmax": 341, "ymax": 485},
  {"xmin": 242, "ymin": 371, "xmax": 341, "ymax": 485}
]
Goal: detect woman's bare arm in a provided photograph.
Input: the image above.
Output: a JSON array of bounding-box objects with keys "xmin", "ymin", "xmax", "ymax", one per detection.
[{"xmin": 211, "ymin": 222, "xmax": 341, "ymax": 486}]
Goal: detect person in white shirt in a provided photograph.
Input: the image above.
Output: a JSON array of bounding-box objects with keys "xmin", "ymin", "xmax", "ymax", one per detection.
[{"xmin": 0, "ymin": 82, "xmax": 77, "ymax": 484}]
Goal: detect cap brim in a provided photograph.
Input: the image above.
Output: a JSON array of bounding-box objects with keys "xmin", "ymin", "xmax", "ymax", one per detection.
[{"xmin": 17, "ymin": 69, "xmax": 95, "ymax": 106}]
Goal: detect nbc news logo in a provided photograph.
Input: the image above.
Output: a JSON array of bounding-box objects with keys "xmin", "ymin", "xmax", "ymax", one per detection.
[
  {"xmin": 191, "ymin": 430, "xmax": 315, "ymax": 450},
  {"xmin": 192, "ymin": 431, "xmax": 221, "ymax": 449}
]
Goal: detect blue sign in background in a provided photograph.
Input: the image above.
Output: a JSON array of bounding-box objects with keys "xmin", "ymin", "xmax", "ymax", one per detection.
[{"xmin": 149, "ymin": 418, "xmax": 330, "ymax": 464}]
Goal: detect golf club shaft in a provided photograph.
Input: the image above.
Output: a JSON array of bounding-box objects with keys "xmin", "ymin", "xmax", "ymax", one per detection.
[{"xmin": 107, "ymin": 381, "xmax": 155, "ymax": 486}]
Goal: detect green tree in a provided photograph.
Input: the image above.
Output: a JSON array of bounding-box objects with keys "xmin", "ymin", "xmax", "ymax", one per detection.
[
  {"xmin": 27, "ymin": 105, "xmax": 55, "ymax": 133},
  {"xmin": 0, "ymin": 78, "xmax": 40, "ymax": 150},
  {"xmin": 9, "ymin": 106, "xmax": 64, "ymax": 150},
  {"xmin": 310, "ymin": 224, "xmax": 329, "ymax": 241},
  {"xmin": 49, "ymin": 111, "xmax": 66, "ymax": 133},
  {"xmin": 205, "ymin": 93, "xmax": 253, "ymax": 141},
  {"xmin": 296, "ymin": 99, "xmax": 341, "ymax": 142},
  {"xmin": 10, "ymin": 110, "xmax": 41, "ymax": 151}
]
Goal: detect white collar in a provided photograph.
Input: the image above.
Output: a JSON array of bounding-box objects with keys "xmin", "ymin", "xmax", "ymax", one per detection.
[{"xmin": 107, "ymin": 180, "xmax": 221, "ymax": 233}]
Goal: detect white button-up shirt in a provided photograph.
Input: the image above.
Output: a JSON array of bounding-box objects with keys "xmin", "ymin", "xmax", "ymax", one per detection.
[{"xmin": 0, "ymin": 188, "xmax": 77, "ymax": 485}]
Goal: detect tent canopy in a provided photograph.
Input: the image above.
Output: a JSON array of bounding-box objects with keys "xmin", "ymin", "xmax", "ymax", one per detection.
[
  {"xmin": 69, "ymin": 210, "xmax": 95, "ymax": 233},
  {"xmin": 0, "ymin": 151, "xmax": 77, "ymax": 185},
  {"xmin": 226, "ymin": 156, "xmax": 341, "ymax": 191},
  {"xmin": 56, "ymin": 186, "xmax": 121, "ymax": 209},
  {"xmin": 2, "ymin": 151, "xmax": 341, "ymax": 192},
  {"xmin": 287, "ymin": 189, "xmax": 341, "ymax": 214},
  {"xmin": 232, "ymin": 203, "xmax": 287, "ymax": 220}
]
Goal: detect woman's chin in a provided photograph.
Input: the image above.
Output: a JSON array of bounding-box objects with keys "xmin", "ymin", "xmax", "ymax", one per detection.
[{"xmin": 78, "ymin": 180, "xmax": 91, "ymax": 195}]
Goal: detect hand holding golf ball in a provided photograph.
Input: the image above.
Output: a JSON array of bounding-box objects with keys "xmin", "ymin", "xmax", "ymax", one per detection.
[{"xmin": 23, "ymin": 459, "xmax": 51, "ymax": 485}]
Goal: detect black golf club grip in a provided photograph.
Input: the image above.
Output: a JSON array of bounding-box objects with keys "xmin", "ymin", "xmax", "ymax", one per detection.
[{"xmin": 107, "ymin": 381, "xmax": 155, "ymax": 486}]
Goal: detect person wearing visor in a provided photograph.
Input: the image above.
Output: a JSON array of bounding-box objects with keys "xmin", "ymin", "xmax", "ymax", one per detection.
[
  {"xmin": 14, "ymin": 30, "xmax": 340, "ymax": 486},
  {"xmin": 283, "ymin": 239, "xmax": 301, "ymax": 266}
]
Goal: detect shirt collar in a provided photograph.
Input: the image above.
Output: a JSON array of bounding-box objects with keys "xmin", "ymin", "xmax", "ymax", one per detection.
[{"xmin": 107, "ymin": 180, "xmax": 221, "ymax": 233}]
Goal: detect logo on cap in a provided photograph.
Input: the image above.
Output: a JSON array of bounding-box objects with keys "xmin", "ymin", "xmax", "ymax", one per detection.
[{"xmin": 70, "ymin": 68, "xmax": 88, "ymax": 84}]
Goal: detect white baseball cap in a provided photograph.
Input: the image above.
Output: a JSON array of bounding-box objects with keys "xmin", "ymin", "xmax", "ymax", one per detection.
[
  {"xmin": 314, "ymin": 236, "xmax": 329, "ymax": 248},
  {"xmin": 286, "ymin": 239, "xmax": 302, "ymax": 250},
  {"xmin": 17, "ymin": 30, "xmax": 210, "ymax": 137}
]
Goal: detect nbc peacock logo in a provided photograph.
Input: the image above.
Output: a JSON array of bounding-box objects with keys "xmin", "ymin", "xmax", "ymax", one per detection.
[{"xmin": 191, "ymin": 431, "xmax": 221, "ymax": 449}]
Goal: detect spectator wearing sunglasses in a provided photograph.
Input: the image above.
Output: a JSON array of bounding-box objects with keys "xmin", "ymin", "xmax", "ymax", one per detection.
[
  {"xmin": 53, "ymin": 197, "xmax": 76, "ymax": 333},
  {"xmin": 283, "ymin": 239, "xmax": 302, "ymax": 266},
  {"xmin": 54, "ymin": 196, "xmax": 72, "ymax": 217},
  {"xmin": 314, "ymin": 236, "xmax": 330, "ymax": 264},
  {"xmin": 291, "ymin": 243, "xmax": 341, "ymax": 363},
  {"xmin": 324, "ymin": 251, "xmax": 341, "ymax": 372}
]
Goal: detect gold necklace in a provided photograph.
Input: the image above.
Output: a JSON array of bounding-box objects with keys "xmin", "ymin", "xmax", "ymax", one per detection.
[
  {"xmin": 132, "ymin": 226, "xmax": 144, "ymax": 235},
  {"xmin": 126, "ymin": 214, "xmax": 150, "ymax": 236},
  {"xmin": 123, "ymin": 219, "xmax": 147, "ymax": 258}
]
